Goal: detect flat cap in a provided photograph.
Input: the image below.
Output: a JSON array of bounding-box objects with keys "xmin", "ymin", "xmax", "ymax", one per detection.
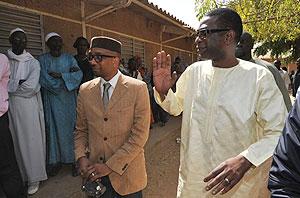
[{"xmin": 90, "ymin": 36, "xmax": 122, "ymax": 57}]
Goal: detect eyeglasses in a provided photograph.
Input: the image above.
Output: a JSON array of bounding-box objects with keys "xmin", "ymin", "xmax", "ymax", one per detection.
[
  {"xmin": 196, "ymin": 28, "xmax": 230, "ymax": 39},
  {"xmin": 88, "ymin": 53, "xmax": 115, "ymax": 62}
]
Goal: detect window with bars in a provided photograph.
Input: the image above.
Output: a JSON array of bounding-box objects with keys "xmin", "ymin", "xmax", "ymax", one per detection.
[
  {"xmin": 0, "ymin": 5, "xmax": 44, "ymax": 57},
  {"xmin": 119, "ymin": 36, "xmax": 145, "ymax": 67}
]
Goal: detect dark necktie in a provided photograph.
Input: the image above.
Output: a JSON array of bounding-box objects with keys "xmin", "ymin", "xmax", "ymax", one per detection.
[{"xmin": 103, "ymin": 82, "xmax": 111, "ymax": 108}]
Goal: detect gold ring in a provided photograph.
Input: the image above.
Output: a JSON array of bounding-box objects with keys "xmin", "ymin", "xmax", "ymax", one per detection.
[{"xmin": 224, "ymin": 178, "xmax": 230, "ymax": 185}]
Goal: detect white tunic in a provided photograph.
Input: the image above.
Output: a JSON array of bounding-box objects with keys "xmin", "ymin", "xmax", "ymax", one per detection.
[
  {"xmin": 154, "ymin": 59, "xmax": 287, "ymax": 198},
  {"xmin": 7, "ymin": 49, "xmax": 47, "ymax": 183}
]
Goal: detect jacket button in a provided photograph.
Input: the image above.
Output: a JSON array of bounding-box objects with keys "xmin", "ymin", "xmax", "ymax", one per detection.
[
  {"xmin": 122, "ymin": 163, "xmax": 128, "ymax": 171},
  {"xmin": 104, "ymin": 118, "xmax": 108, "ymax": 121},
  {"xmin": 104, "ymin": 137, "xmax": 107, "ymax": 141}
]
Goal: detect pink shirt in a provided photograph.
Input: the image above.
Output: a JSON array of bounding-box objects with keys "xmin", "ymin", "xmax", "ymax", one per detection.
[{"xmin": 0, "ymin": 54, "xmax": 10, "ymax": 116}]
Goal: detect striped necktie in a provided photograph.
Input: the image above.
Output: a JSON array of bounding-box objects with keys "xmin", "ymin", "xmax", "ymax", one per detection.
[{"xmin": 103, "ymin": 82, "xmax": 111, "ymax": 108}]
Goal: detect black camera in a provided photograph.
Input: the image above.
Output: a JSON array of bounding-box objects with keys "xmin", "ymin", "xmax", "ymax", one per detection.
[{"xmin": 82, "ymin": 180, "xmax": 106, "ymax": 197}]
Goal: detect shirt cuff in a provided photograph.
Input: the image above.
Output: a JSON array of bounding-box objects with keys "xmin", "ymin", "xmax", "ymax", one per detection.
[
  {"xmin": 153, "ymin": 88, "xmax": 182, "ymax": 116},
  {"xmin": 240, "ymin": 149, "xmax": 270, "ymax": 167}
]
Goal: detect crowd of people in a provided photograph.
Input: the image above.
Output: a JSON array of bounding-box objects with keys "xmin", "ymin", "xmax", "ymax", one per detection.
[{"xmin": 0, "ymin": 7, "xmax": 300, "ymax": 198}]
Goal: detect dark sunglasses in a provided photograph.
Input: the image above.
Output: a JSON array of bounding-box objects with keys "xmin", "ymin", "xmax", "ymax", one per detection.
[
  {"xmin": 88, "ymin": 53, "xmax": 115, "ymax": 62},
  {"xmin": 197, "ymin": 28, "xmax": 230, "ymax": 39}
]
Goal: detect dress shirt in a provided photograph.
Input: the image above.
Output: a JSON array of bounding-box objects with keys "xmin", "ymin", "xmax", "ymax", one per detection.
[{"xmin": 100, "ymin": 70, "xmax": 121, "ymax": 100}]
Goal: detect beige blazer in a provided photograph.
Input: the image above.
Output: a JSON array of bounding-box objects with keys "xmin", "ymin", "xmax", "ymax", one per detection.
[{"xmin": 74, "ymin": 74, "xmax": 151, "ymax": 195}]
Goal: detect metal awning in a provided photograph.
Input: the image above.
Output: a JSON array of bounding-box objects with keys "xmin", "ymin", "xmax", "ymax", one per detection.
[{"xmin": 82, "ymin": 0, "xmax": 196, "ymax": 44}]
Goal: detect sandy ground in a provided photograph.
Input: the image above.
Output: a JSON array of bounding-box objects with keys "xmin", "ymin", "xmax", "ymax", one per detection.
[
  {"xmin": 28, "ymin": 93, "xmax": 295, "ymax": 198},
  {"xmin": 143, "ymin": 123, "xmax": 180, "ymax": 198},
  {"xmin": 30, "ymin": 116, "xmax": 182, "ymax": 198}
]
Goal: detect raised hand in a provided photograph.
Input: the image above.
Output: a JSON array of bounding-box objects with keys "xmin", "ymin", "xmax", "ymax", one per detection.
[{"xmin": 152, "ymin": 51, "xmax": 177, "ymax": 96}]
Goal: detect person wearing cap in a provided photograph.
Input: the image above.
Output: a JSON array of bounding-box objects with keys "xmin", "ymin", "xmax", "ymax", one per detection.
[
  {"xmin": 7, "ymin": 28, "xmax": 47, "ymax": 195},
  {"xmin": 0, "ymin": 52, "xmax": 26, "ymax": 197},
  {"xmin": 74, "ymin": 36, "xmax": 150, "ymax": 197},
  {"xmin": 38, "ymin": 32, "xmax": 82, "ymax": 177},
  {"xmin": 73, "ymin": 36, "xmax": 94, "ymax": 85}
]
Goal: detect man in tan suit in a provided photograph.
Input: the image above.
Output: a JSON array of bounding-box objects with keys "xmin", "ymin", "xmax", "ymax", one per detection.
[{"xmin": 74, "ymin": 36, "xmax": 150, "ymax": 198}]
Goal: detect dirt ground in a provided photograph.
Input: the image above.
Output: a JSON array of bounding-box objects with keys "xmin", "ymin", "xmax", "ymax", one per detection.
[
  {"xmin": 143, "ymin": 125, "xmax": 180, "ymax": 198},
  {"xmin": 30, "ymin": 116, "xmax": 182, "ymax": 198}
]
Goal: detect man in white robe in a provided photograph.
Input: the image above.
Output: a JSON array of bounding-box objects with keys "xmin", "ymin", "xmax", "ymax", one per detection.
[
  {"xmin": 7, "ymin": 28, "xmax": 47, "ymax": 195},
  {"xmin": 152, "ymin": 8, "xmax": 287, "ymax": 198}
]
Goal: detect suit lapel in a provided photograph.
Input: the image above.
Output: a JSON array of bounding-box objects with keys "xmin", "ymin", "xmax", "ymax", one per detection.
[
  {"xmin": 107, "ymin": 74, "xmax": 128, "ymax": 110},
  {"xmin": 90, "ymin": 78, "xmax": 105, "ymax": 112}
]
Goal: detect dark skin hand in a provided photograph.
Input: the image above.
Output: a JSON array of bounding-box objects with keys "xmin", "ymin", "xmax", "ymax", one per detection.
[
  {"xmin": 69, "ymin": 66, "xmax": 80, "ymax": 72},
  {"xmin": 78, "ymin": 156, "xmax": 92, "ymax": 182},
  {"xmin": 48, "ymin": 71, "xmax": 62, "ymax": 79},
  {"xmin": 18, "ymin": 79, "xmax": 26, "ymax": 85},
  {"xmin": 78, "ymin": 157, "xmax": 112, "ymax": 182},
  {"xmin": 48, "ymin": 66, "xmax": 79, "ymax": 78},
  {"xmin": 152, "ymin": 51, "xmax": 178, "ymax": 99},
  {"xmin": 204, "ymin": 155, "xmax": 253, "ymax": 195},
  {"xmin": 85, "ymin": 163, "xmax": 112, "ymax": 182}
]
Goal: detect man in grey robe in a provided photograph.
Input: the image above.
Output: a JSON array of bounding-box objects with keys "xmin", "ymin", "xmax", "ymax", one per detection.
[
  {"xmin": 7, "ymin": 28, "xmax": 47, "ymax": 195},
  {"xmin": 235, "ymin": 31, "xmax": 292, "ymax": 111}
]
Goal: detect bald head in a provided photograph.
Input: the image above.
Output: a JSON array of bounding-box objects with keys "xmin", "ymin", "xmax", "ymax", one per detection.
[
  {"xmin": 241, "ymin": 32, "xmax": 254, "ymax": 47},
  {"xmin": 235, "ymin": 32, "xmax": 254, "ymax": 61}
]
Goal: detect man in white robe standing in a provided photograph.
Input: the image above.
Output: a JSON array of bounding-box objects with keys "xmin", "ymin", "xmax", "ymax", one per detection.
[
  {"xmin": 153, "ymin": 8, "xmax": 287, "ymax": 197},
  {"xmin": 7, "ymin": 28, "xmax": 47, "ymax": 195}
]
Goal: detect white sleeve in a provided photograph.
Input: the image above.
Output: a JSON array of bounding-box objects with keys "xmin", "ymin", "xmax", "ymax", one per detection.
[
  {"xmin": 240, "ymin": 71, "xmax": 287, "ymax": 167},
  {"xmin": 153, "ymin": 67, "xmax": 191, "ymax": 116}
]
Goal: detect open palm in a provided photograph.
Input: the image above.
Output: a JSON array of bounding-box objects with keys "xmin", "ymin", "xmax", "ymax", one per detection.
[{"xmin": 152, "ymin": 51, "xmax": 177, "ymax": 95}]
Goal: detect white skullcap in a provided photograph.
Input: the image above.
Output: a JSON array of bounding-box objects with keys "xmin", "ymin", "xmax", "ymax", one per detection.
[
  {"xmin": 45, "ymin": 32, "xmax": 61, "ymax": 42},
  {"xmin": 9, "ymin": 28, "xmax": 25, "ymax": 37}
]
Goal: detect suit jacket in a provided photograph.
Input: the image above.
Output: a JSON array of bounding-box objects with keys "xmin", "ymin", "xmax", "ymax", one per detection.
[{"xmin": 74, "ymin": 74, "xmax": 151, "ymax": 195}]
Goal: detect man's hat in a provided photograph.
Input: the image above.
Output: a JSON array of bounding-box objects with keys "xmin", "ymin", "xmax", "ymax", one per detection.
[
  {"xmin": 9, "ymin": 28, "xmax": 25, "ymax": 37},
  {"xmin": 45, "ymin": 32, "xmax": 61, "ymax": 42},
  {"xmin": 90, "ymin": 36, "xmax": 122, "ymax": 57}
]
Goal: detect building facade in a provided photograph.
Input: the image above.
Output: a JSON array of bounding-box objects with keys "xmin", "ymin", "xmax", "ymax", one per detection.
[{"xmin": 0, "ymin": 0, "xmax": 197, "ymax": 68}]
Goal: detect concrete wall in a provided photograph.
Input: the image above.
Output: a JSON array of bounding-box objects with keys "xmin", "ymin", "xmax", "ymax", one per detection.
[{"xmin": 1, "ymin": 0, "xmax": 196, "ymax": 68}]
